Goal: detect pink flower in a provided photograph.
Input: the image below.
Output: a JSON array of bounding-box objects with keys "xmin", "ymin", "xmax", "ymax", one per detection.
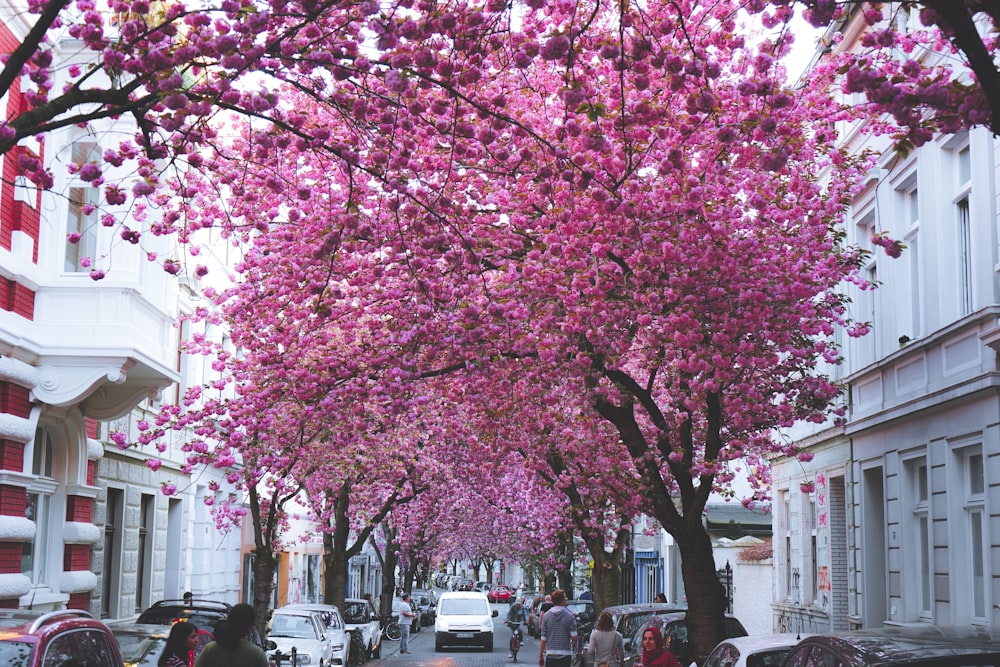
[{"xmin": 145, "ymin": 459, "xmax": 162, "ymax": 472}]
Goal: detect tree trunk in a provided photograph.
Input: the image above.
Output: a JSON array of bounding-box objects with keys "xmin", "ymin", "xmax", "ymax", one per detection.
[
  {"xmin": 251, "ymin": 550, "xmax": 278, "ymax": 639},
  {"xmin": 557, "ymin": 568, "xmax": 574, "ymax": 597},
  {"xmin": 590, "ymin": 556, "xmax": 622, "ymax": 612},
  {"xmin": 675, "ymin": 523, "xmax": 727, "ymax": 664},
  {"xmin": 380, "ymin": 548, "xmax": 400, "ymax": 619},
  {"xmin": 323, "ymin": 530, "xmax": 350, "ymax": 608},
  {"xmin": 403, "ymin": 559, "xmax": 418, "ymax": 593}
]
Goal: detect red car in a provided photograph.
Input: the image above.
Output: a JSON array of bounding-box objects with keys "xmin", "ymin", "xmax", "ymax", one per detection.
[
  {"xmin": 0, "ymin": 608, "xmax": 124, "ymax": 666},
  {"xmin": 488, "ymin": 585, "xmax": 513, "ymax": 603}
]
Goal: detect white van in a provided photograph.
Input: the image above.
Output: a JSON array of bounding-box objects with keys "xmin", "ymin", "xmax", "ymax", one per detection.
[{"xmin": 434, "ymin": 590, "xmax": 498, "ymax": 651}]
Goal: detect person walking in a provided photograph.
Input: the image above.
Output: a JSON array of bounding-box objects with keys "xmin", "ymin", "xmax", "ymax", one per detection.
[
  {"xmin": 587, "ymin": 612, "xmax": 624, "ymax": 667},
  {"xmin": 397, "ymin": 594, "xmax": 416, "ymax": 654},
  {"xmin": 194, "ymin": 604, "xmax": 268, "ymax": 667},
  {"xmin": 158, "ymin": 621, "xmax": 198, "ymax": 667},
  {"xmin": 538, "ymin": 589, "xmax": 577, "ymax": 667}
]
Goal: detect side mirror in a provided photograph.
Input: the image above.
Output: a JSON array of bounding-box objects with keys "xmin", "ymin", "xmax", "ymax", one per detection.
[
  {"xmin": 492, "ymin": 610, "xmax": 499, "ymax": 617},
  {"xmin": 266, "ymin": 640, "xmax": 277, "ymax": 650}
]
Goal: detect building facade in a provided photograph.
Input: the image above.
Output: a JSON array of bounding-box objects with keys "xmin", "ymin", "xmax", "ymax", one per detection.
[
  {"xmin": 0, "ymin": 11, "xmax": 244, "ymax": 618},
  {"xmin": 772, "ymin": 9, "xmax": 1000, "ymax": 633}
]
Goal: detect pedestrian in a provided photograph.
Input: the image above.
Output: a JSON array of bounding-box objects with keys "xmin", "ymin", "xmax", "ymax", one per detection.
[
  {"xmin": 194, "ymin": 604, "xmax": 268, "ymax": 667},
  {"xmin": 183, "ymin": 591, "xmax": 194, "ymax": 606},
  {"xmin": 158, "ymin": 621, "xmax": 198, "ymax": 667},
  {"xmin": 579, "ymin": 590, "xmax": 593, "ymax": 601},
  {"xmin": 538, "ymin": 589, "xmax": 577, "ymax": 667},
  {"xmin": 653, "ymin": 593, "xmax": 667, "ymax": 603},
  {"xmin": 537, "ymin": 594, "xmax": 553, "ymax": 633},
  {"xmin": 397, "ymin": 594, "xmax": 416, "ymax": 654},
  {"xmin": 587, "ymin": 612, "xmax": 624, "ymax": 667},
  {"xmin": 636, "ymin": 626, "xmax": 680, "ymax": 667}
]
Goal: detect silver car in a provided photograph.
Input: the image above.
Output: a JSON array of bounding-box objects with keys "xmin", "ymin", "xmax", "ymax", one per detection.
[{"xmin": 270, "ymin": 605, "xmax": 350, "ymax": 667}]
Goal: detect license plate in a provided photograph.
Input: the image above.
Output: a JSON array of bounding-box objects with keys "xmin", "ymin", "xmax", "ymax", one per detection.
[{"xmin": 456, "ymin": 633, "xmax": 474, "ymax": 638}]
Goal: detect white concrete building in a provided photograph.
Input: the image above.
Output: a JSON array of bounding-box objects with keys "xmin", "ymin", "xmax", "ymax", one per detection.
[
  {"xmin": 771, "ymin": 9, "xmax": 1000, "ymax": 633},
  {"xmin": 0, "ymin": 11, "xmax": 244, "ymax": 617}
]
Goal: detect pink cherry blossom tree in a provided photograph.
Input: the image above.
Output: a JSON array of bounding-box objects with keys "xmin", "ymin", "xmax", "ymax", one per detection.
[
  {"xmin": 778, "ymin": 1, "xmax": 1000, "ymax": 145},
  {"xmin": 190, "ymin": 14, "xmax": 875, "ymax": 655}
]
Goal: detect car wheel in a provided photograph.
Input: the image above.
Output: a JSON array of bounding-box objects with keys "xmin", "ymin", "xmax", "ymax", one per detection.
[{"xmin": 484, "ymin": 635, "xmax": 493, "ymax": 652}]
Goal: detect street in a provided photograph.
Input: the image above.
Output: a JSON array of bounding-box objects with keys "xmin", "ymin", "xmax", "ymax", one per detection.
[{"xmin": 376, "ymin": 603, "xmax": 537, "ymax": 667}]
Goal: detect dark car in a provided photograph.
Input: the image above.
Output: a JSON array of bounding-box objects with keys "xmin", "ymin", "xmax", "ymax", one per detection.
[
  {"xmin": 583, "ymin": 602, "xmax": 685, "ymax": 665},
  {"xmin": 137, "ymin": 598, "xmax": 267, "ymax": 651},
  {"xmin": 623, "ymin": 610, "xmax": 748, "ymax": 667},
  {"xmin": 411, "ymin": 589, "xmax": 438, "ymax": 626},
  {"xmin": 781, "ymin": 626, "xmax": 1000, "ymax": 667},
  {"xmin": 456, "ymin": 578, "xmax": 476, "ymax": 591},
  {"xmin": 0, "ymin": 609, "xmax": 124, "ymax": 667}
]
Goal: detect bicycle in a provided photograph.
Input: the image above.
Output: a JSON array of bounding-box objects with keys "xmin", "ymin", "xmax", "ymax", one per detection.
[
  {"xmin": 507, "ymin": 621, "xmax": 523, "ymax": 662},
  {"xmin": 381, "ymin": 616, "xmax": 401, "ymax": 641}
]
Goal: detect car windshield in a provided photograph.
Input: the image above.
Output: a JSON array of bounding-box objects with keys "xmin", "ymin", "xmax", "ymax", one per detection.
[
  {"xmin": 440, "ymin": 599, "xmax": 489, "ymax": 615},
  {"xmin": 271, "ymin": 615, "xmax": 317, "ymax": 639},
  {"xmin": 0, "ymin": 641, "xmax": 33, "ymax": 666},
  {"xmin": 566, "ymin": 603, "xmax": 590, "ymax": 615},
  {"xmin": 115, "ymin": 635, "xmax": 165, "ymax": 666},
  {"xmin": 342, "ymin": 602, "xmax": 370, "ymax": 624},
  {"xmin": 746, "ymin": 649, "xmax": 796, "ymax": 667}
]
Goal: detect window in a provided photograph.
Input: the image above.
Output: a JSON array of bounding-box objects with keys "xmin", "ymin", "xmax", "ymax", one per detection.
[
  {"xmin": 782, "ymin": 490, "xmax": 792, "ymax": 601},
  {"xmin": 136, "ymin": 494, "xmax": 154, "ymax": 612},
  {"xmin": 102, "ymin": 488, "xmax": 123, "ymax": 619},
  {"xmin": 952, "ymin": 140, "xmax": 973, "ymax": 316},
  {"xmin": 906, "ymin": 457, "xmax": 932, "ymax": 617},
  {"xmin": 22, "ymin": 427, "xmax": 56, "ymax": 587},
  {"xmin": 64, "ymin": 141, "xmax": 102, "ymax": 272},
  {"xmin": 855, "ymin": 209, "xmax": 878, "ymax": 365},
  {"xmin": 958, "ymin": 197, "xmax": 972, "ymax": 315},
  {"xmin": 963, "ymin": 446, "xmax": 987, "ymax": 620},
  {"xmin": 897, "ymin": 178, "xmax": 920, "ymax": 338},
  {"xmin": 809, "ymin": 497, "xmax": 818, "ymax": 605},
  {"xmin": 42, "ymin": 629, "xmax": 120, "ymax": 667},
  {"xmin": 306, "ymin": 554, "xmax": 321, "ymax": 603}
]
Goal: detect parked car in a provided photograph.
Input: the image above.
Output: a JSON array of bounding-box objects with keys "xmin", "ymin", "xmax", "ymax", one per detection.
[
  {"xmin": 0, "ymin": 609, "xmax": 124, "ymax": 667},
  {"xmin": 435, "ymin": 590, "xmax": 498, "ymax": 651},
  {"xmin": 703, "ymin": 634, "xmax": 814, "ymax": 667},
  {"xmin": 268, "ymin": 607, "xmax": 346, "ymax": 667},
  {"xmin": 342, "ymin": 597, "xmax": 382, "ymax": 658},
  {"xmin": 587, "ymin": 603, "xmax": 685, "ymax": 664},
  {"xmin": 136, "ymin": 598, "xmax": 268, "ymax": 652},
  {"xmin": 411, "ymin": 588, "xmax": 438, "ymax": 626},
  {"xmin": 623, "ymin": 610, "xmax": 748, "ymax": 667},
  {"xmin": 111, "ymin": 622, "xmax": 172, "ymax": 667},
  {"xmin": 781, "ymin": 626, "xmax": 1000, "ymax": 667},
  {"xmin": 279, "ymin": 604, "xmax": 352, "ymax": 667},
  {"xmin": 456, "ymin": 578, "xmax": 476, "ymax": 591},
  {"xmin": 487, "ymin": 585, "xmax": 513, "ymax": 604}
]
